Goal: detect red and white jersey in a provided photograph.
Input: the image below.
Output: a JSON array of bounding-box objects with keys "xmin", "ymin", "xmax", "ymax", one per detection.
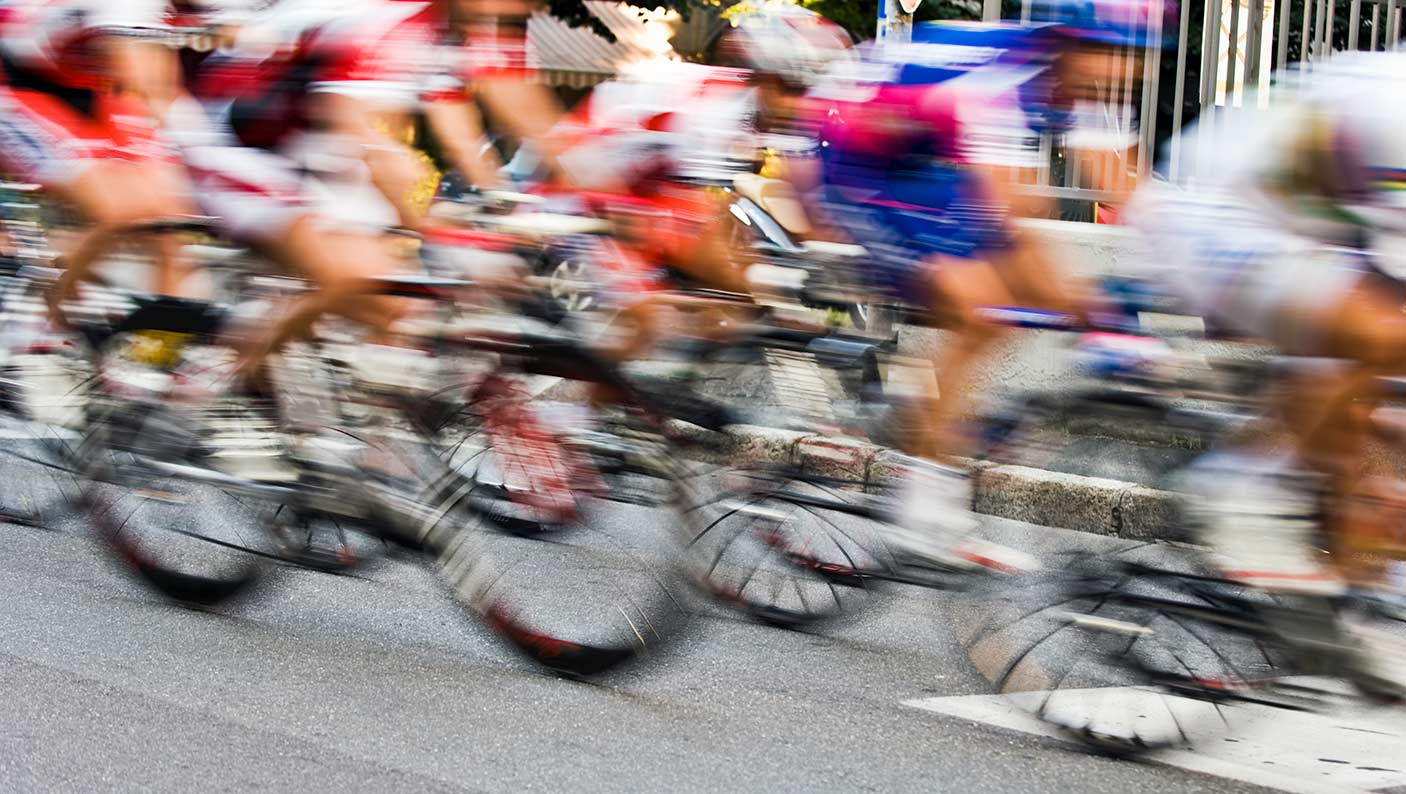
[
  {"xmin": 0, "ymin": 0, "xmax": 170, "ymax": 90},
  {"xmin": 204, "ymin": 1, "xmax": 532, "ymax": 109},
  {"xmin": 555, "ymin": 62, "xmax": 759, "ymax": 191},
  {"xmin": 299, "ymin": 1, "xmax": 531, "ymax": 109},
  {"xmin": 298, "ymin": 1, "xmax": 462, "ymax": 109}
]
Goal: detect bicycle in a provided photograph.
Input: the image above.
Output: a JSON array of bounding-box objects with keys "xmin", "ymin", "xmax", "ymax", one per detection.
[
  {"xmin": 672, "ymin": 284, "xmax": 1271, "ymax": 630},
  {"xmin": 951, "ymin": 349, "xmax": 1406, "ymax": 753},
  {"xmin": 0, "ymin": 201, "xmax": 690, "ymax": 677}
]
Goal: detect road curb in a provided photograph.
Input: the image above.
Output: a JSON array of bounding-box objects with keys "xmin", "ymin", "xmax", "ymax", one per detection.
[{"xmin": 679, "ymin": 423, "xmax": 1182, "ymax": 540}]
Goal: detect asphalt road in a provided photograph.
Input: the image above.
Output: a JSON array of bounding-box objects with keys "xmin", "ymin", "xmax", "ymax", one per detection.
[{"xmin": 0, "ymin": 463, "xmax": 1285, "ymax": 794}]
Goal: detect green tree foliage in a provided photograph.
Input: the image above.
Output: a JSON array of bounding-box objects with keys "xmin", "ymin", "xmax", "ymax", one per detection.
[{"xmin": 800, "ymin": 0, "xmax": 980, "ymax": 36}]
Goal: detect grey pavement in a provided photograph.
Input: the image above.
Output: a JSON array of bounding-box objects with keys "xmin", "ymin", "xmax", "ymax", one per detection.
[{"xmin": 0, "ymin": 480, "xmax": 1276, "ymax": 794}]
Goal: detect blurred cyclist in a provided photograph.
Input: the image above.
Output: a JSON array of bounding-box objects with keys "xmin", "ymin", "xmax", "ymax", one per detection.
[
  {"xmin": 814, "ymin": 1, "xmax": 1169, "ymax": 568},
  {"xmin": 549, "ymin": 5, "xmax": 853, "ymax": 358},
  {"xmin": 0, "ymin": 0, "xmax": 201, "ymax": 319},
  {"xmin": 1128, "ymin": 53, "xmax": 1406, "ymax": 695},
  {"xmin": 171, "ymin": 0, "xmax": 563, "ymax": 376}
]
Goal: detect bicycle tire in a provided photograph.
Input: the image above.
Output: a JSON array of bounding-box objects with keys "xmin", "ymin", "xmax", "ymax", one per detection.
[
  {"xmin": 79, "ymin": 400, "xmax": 274, "ymax": 605},
  {"xmin": 673, "ymin": 463, "xmax": 894, "ymax": 628},
  {"xmin": 74, "ymin": 302, "xmax": 288, "ymax": 605},
  {"xmin": 955, "ymin": 542, "xmax": 1286, "ymax": 754},
  {"xmin": 381, "ymin": 336, "xmax": 690, "ymax": 677},
  {"xmin": 411, "ymin": 369, "xmax": 596, "ymax": 535}
]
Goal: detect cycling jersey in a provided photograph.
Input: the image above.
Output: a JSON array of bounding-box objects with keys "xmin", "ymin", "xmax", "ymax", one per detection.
[
  {"xmin": 813, "ymin": 21, "xmax": 1142, "ymax": 298},
  {"xmin": 817, "ymin": 22, "xmax": 1101, "ymax": 177},
  {"xmin": 548, "ymin": 63, "xmax": 766, "ymax": 304},
  {"xmin": 199, "ymin": 1, "xmax": 531, "ymax": 150},
  {"xmin": 178, "ymin": 1, "xmax": 534, "ymax": 243},
  {"xmin": 555, "ymin": 63, "xmax": 761, "ymax": 192},
  {"xmin": 1127, "ymin": 55, "xmax": 1406, "ymax": 349},
  {"xmin": 810, "ymin": 24, "xmax": 1053, "ymax": 296},
  {"xmin": 0, "ymin": 0, "xmax": 169, "ymax": 92}
]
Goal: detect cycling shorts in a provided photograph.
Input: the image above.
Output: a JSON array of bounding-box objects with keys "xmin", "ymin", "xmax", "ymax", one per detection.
[
  {"xmin": 0, "ymin": 88, "xmax": 160, "ymax": 187},
  {"xmin": 181, "ymin": 124, "xmax": 399, "ymax": 245},
  {"xmin": 818, "ymin": 162, "xmax": 1010, "ymax": 301}
]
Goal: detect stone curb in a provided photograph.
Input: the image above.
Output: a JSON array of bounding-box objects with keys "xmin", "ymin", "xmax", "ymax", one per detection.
[{"xmin": 672, "ymin": 422, "xmax": 1183, "ymax": 540}]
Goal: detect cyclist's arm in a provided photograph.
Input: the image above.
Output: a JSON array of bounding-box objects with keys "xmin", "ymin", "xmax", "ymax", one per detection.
[
  {"xmin": 474, "ymin": 78, "xmax": 568, "ymax": 180},
  {"xmin": 423, "ymin": 99, "xmax": 504, "ymax": 189},
  {"xmin": 106, "ymin": 35, "xmax": 185, "ymax": 116}
]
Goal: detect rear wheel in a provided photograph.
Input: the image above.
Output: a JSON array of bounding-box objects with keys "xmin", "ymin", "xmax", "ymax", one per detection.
[
  {"xmin": 416, "ymin": 367, "xmax": 598, "ymax": 534},
  {"xmin": 77, "ymin": 316, "xmax": 295, "ymax": 605}
]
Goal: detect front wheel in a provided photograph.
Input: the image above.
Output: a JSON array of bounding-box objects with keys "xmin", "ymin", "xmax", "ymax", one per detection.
[
  {"xmin": 79, "ymin": 400, "xmax": 277, "ymax": 605},
  {"xmin": 390, "ymin": 341, "xmax": 691, "ymax": 676},
  {"xmin": 675, "ymin": 464, "xmax": 893, "ymax": 628},
  {"xmin": 954, "ymin": 543, "xmax": 1285, "ymax": 753}
]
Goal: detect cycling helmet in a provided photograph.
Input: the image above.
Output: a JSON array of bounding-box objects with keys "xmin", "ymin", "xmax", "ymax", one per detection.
[
  {"xmin": 1309, "ymin": 53, "xmax": 1406, "ymax": 220},
  {"xmin": 1028, "ymin": 0, "xmax": 1177, "ymax": 47},
  {"xmin": 719, "ymin": 5, "xmax": 854, "ymax": 88}
]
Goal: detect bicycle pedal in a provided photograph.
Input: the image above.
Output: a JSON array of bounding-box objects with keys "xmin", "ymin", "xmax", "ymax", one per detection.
[
  {"xmin": 133, "ymin": 487, "xmax": 191, "ymax": 505},
  {"xmin": 718, "ymin": 499, "xmax": 789, "ymax": 524},
  {"xmin": 1061, "ymin": 612, "xmax": 1154, "ymax": 636}
]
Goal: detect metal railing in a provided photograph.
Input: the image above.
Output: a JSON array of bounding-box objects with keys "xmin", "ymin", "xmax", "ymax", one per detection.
[{"xmin": 980, "ymin": 0, "xmax": 1403, "ymax": 212}]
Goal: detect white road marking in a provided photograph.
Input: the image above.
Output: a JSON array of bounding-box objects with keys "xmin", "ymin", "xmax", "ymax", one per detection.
[{"xmin": 905, "ymin": 683, "xmax": 1406, "ymax": 794}]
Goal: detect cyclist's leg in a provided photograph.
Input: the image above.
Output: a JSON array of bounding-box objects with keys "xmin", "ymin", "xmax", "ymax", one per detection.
[
  {"xmin": 1270, "ymin": 277, "xmax": 1406, "ymax": 577},
  {"xmin": 0, "ymin": 88, "xmax": 193, "ymax": 306},
  {"xmin": 609, "ymin": 189, "xmax": 754, "ymax": 347},
  {"xmin": 915, "ymin": 256, "xmax": 1014, "ymax": 460},
  {"xmin": 991, "ymin": 230, "xmax": 1096, "ymax": 321},
  {"xmin": 253, "ymin": 217, "xmax": 407, "ymax": 353},
  {"xmin": 1164, "ymin": 228, "xmax": 1406, "ymax": 584},
  {"xmin": 50, "ymin": 158, "xmax": 196, "ymax": 295},
  {"xmin": 821, "ymin": 168, "xmax": 1018, "ymax": 562},
  {"xmin": 187, "ymin": 144, "xmax": 406, "ymax": 373},
  {"xmin": 663, "ymin": 203, "xmax": 750, "ymax": 296}
]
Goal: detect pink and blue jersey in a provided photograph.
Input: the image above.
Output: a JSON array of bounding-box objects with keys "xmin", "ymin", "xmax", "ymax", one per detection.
[{"xmin": 814, "ymin": 22, "xmax": 1070, "ymax": 295}]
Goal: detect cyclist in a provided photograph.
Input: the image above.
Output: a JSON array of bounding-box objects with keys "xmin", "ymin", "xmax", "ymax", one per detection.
[
  {"xmin": 1128, "ymin": 53, "xmax": 1406, "ymax": 695},
  {"xmin": 813, "ymin": 2, "xmax": 1167, "ymax": 568},
  {"xmin": 170, "ymin": 0, "xmax": 563, "ymax": 377},
  {"xmin": 0, "ymin": 0, "xmax": 202, "ymax": 319},
  {"xmin": 549, "ymin": 5, "xmax": 853, "ymax": 358}
]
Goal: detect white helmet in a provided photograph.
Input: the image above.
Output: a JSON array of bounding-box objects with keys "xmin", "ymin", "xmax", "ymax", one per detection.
[
  {"xmin": 1304, "ymin": 54, "xmax": 1406, "ymax": 223},
  {"xmin": 719, "ymin": 4, "xmax": 853, "ymax": 88}
]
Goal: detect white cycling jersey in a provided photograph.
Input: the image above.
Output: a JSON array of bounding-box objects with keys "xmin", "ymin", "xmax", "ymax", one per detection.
[{"xmin": 1127, "ymin": 53, "xmax": 1406, "ymax": 348}]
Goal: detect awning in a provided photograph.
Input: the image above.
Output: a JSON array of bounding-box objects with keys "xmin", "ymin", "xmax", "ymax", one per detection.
[{"xmin": 528, "ymin": 2, "xmax": 679, "ymax": 87}]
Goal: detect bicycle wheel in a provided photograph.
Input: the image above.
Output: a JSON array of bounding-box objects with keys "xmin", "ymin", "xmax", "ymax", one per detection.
[
  {"xmin": 411, "ymin": 366, "xmax": 596, "ymax": 534},
  {"xmin": 676, "ymin": 463, "xmax": 892, "ymax": 628},
  {"xmin": 375, "ymin": 340, "xmax": 689, "ymax": 677},
  {"xmin": 79, "ymin": 399, "xmax": 282, "ymax": 605},
  {"xmin": 268, "ymin": 506, "xmax": 383, "ymax": 574},
  {"xmin": 76, "ymin": 307, "xmax": 292, "ymax": 605},
  {"xmin": 955, "ymin": 541, "xmax": 1286, "ymax": 754}
]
